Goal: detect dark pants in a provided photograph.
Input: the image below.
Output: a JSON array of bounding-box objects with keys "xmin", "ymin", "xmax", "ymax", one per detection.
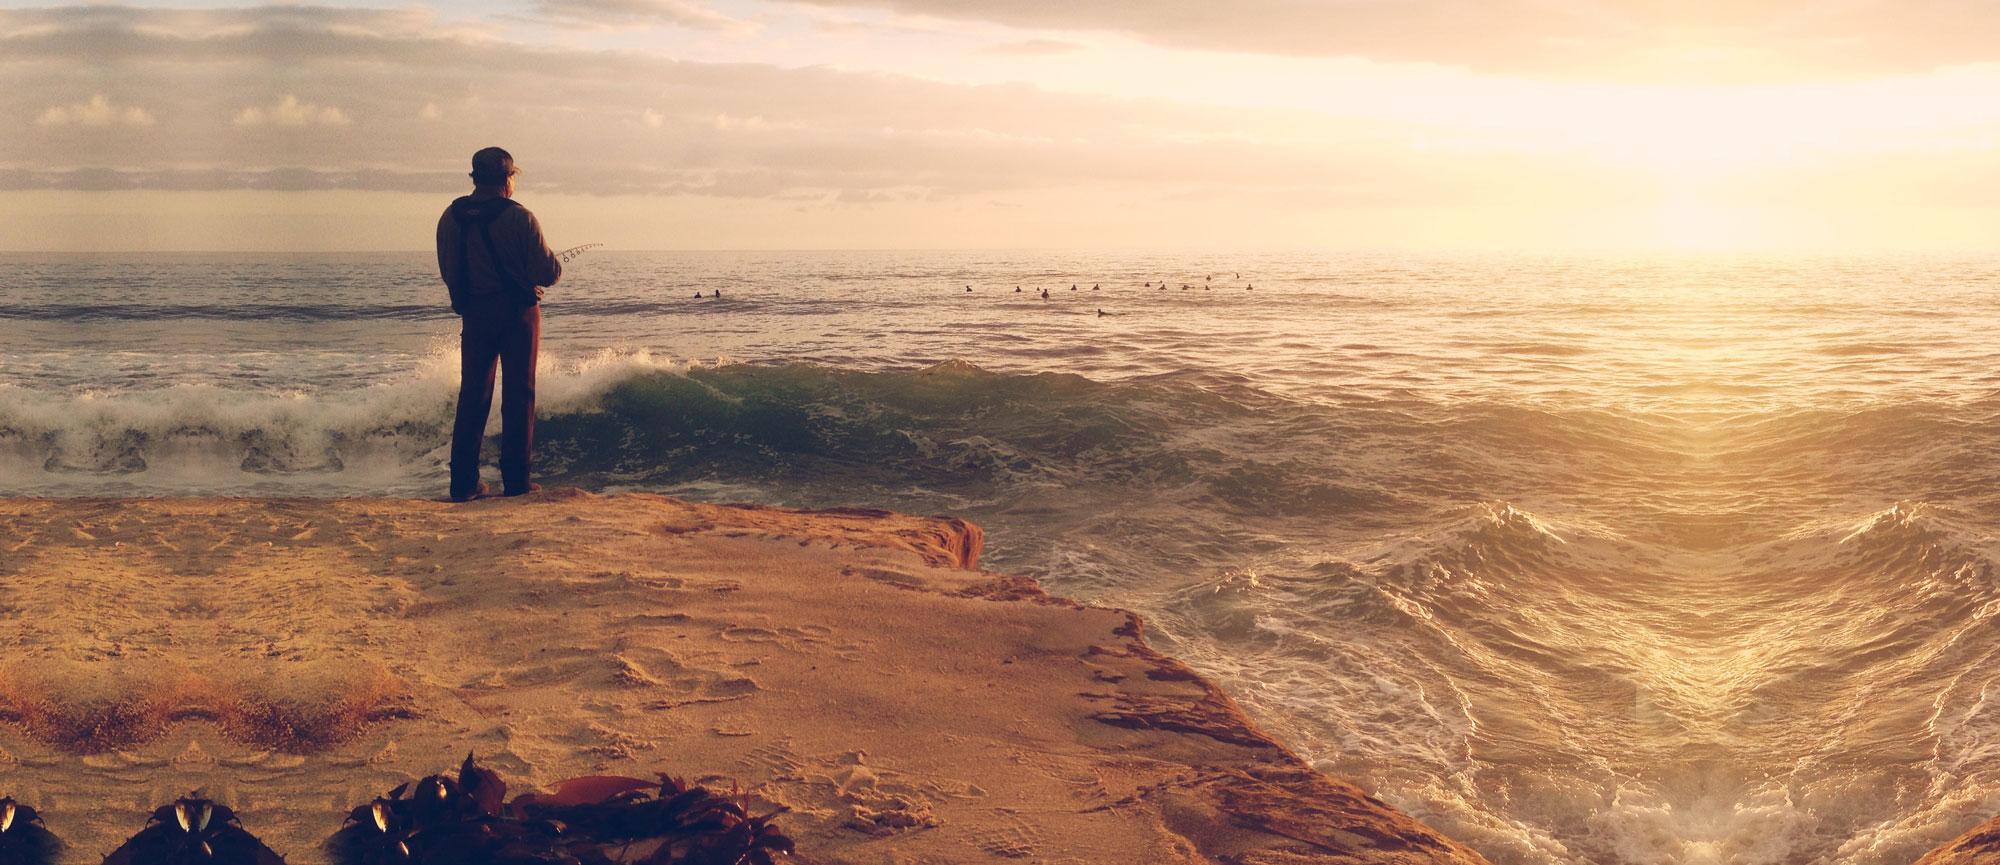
[{"xmin": 450, "ymin": 305, "xmax": 539, "ymax": 496}]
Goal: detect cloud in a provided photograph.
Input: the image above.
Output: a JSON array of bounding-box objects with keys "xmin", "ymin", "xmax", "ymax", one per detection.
[
  {"xmin": 0, "ymin": 5, "xmax": 1467, "ymax": 201},
  {"xmin": 979, "ymin": 38, "xmax": 1086, "ymax": 56},
  {"xmin": 33, "ymin": 95, "xmax": 155, "ymax": 127},
  {"xmin": 8, "ymin": 0, "xmax": 1997, "ymax": 241},
  {"xmin": 712, "ymin": 114, "xmax": 797, "ymax": 131},
  {"xmin": 12, "ymin": 4, "xmax": 2000, "ymax": 252},
  {"xmin": 779, "ymin": 0, "xmax": 2000, "ymax": 80},
  {"xmin": 809, "ymin": 15, "xmax": 868, "ymax": 35},
  {"xmin": 233, "ymin": 95, "xmax": 351, "ymax": 127},
  {"xmin": 0, "ymin": 166, "xmax": 459, "ymax": 192},
  {"xmin": 531, "ymin": 0, "xmax": 754, "ymax": 31}
]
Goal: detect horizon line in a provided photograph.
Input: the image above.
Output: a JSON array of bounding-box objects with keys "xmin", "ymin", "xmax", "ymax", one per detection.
[{"xmin": 4, "ymin": 247, "xmax": 2000, "ymax": 259}]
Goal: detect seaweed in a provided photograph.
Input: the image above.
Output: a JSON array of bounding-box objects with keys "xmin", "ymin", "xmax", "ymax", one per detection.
[
  {"xmin": 327, "ymin": 753, "xmax": 793, "ymax": 865},
  {"xmin": 3, "ymin": 754, "xmax": 788, "ymax": 865},
  {"xmin": 100, "ymin": 797, "xmax": 286, "ymax": 865},
  {"xmin": 0, "ymin": 798, "xmax": 61, "ymax": 865}
]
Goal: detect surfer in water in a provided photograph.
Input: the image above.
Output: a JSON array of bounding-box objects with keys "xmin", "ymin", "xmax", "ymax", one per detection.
[{"xmin": 436, "ymin": 147, "xmax": 562, "ymax": 502}]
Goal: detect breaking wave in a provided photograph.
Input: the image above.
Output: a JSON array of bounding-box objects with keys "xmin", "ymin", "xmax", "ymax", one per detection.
[{"xmin": 8, "ymin": 352, "xmax": 2000, "ymax": 865}]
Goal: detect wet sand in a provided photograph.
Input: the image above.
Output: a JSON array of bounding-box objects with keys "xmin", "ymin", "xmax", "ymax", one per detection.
[{"xmin": 0, "ymin": 490, "xmax": 1490, "ymax": 864}]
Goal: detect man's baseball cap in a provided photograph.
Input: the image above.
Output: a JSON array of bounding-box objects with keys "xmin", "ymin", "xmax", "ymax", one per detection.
[{"xmin": 470, "ymin": 147, "xmax": 519, "ymax": 183}]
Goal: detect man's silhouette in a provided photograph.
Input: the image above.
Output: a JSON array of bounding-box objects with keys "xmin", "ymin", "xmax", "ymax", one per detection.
[{"xmin": 436, "ymin": 147, "xmax": 561, "ymax": 501}]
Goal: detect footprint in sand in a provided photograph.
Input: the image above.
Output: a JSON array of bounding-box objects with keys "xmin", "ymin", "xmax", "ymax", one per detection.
[
  {"xmin": 612, "ymin": 646, "xmax": 760, "ymax": 710},
  {"xmin": 969, "ymin": 811, "xmax": 1050, "ymax": 859},
  {"xmin": 845, "ymin": 796, "xmax": 939, "ymax": 837},
  {"xmin": 1006, "ymin": 750, "xmax": 1111, "ymax": 803},
  {"xmin": 719, "ymin": 625, "xmax": 782, "ymax": 645},
  {"xmin": 739, "ymin": 740, "xmax": 808, "ymax": 780},
  {"xmin": 747, "ymin": 748, "xmax": 950, "ymax": 837},
  {"xmin": 221, "ymin": 750, "xmax": 307, "ymax": 770},
  {"xmin": 609, "ymin": 654, "xmax": 666, "ymax": 688},
  {"xmin": 709, "ymin": 719, "xmax": 756, "ymax": 737},
  {"xmin": 576, "ymin": 721, "xmax": 654, "ymax": 761},
  {"xmin": 166, "ymin": 599, "xmax": 219, "ymax": 619},
  {"xmin": 717, "ymin": 622, "xmax": 865, "ymax": 660},
  {"xmin": 842, "ymin": 565, "xmax": 928, "ymax": 590},
  {"xmin": 600, "ymin": 571, "xmax": 687, "ymax": 591}
]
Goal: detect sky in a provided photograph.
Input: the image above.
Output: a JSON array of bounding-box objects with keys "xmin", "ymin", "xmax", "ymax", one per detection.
[{"xmin": 8, "ymin": 0, "xmax": 2000, "ymax": 252}]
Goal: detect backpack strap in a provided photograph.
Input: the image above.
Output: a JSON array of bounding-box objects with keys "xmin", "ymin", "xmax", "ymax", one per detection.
[{"xmin": 451, "ymin": 197, "xmax": 530, "ymax": 311}]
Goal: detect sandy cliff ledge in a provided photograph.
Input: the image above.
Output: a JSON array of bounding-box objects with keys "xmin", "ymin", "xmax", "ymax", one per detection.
[
  {"xmin": 0, "ymin": 491, "xmax": 1489, "ymax": 865},
  {"xmin": 1916, "ymin": 816, "xmax": 2000, "ymax": 865}
]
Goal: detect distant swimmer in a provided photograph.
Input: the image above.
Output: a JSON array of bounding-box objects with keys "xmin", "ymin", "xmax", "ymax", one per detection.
[
  {"xmin": 1206, "ymin": 275, "xmax": 1211, "ymax": 282},
  {"xmin": 1015, "ymin": 286, "xmax": 1022, "ymax": 293},
  {"xmin": 1092, "ymin": 284, "xmax": 1099, "ymax": 290},
  {"xmin": 965, "ymin": 285, "xmax": 972, "ymax": 292},
  {"xmin": 1235, "ymin": 272, "xmax": 1240, "ymax": 279},
  {"xmin": 1041, "ymin": 288, "xmax": 1050, "ymax": 299},
  {"xmin": 1096, "ymin": 308, "xmax": 1109, "ymax": 316},
  {"xmin": 1071, "ymin": 283, "xmax": 1078, "ymax": 291},
  {"xmin": 714, "ymin": 289, "xmax": 722, "ymax": 298},
  {"xmin": 693, "ymin": 291, "xmax": 702, "ymax": 298},
  {"xmin": 1246, "ymin": 285, "xmax": 1253, "ymax": 290}
]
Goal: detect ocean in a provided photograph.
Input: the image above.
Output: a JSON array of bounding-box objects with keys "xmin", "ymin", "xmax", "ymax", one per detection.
[{"xmin": 6, "ymin": 249, "xmax": 2000, "ymax": 865}]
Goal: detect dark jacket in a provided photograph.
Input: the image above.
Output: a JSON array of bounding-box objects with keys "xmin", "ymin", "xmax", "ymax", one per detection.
[{"xmin": 436, "ymin": 191, "xmax": 562, "ymax": 316}]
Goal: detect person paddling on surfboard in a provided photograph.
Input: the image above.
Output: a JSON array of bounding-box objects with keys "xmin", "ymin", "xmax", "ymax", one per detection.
[{"xmin": 436, "ymin": 147, "xmax": 563, "ymax": 502}]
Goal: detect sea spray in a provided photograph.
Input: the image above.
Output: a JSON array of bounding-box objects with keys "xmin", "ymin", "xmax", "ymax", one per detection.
[{"xmin": 14, "ymin": 250, "xmax": 2000, "ymax": 864}]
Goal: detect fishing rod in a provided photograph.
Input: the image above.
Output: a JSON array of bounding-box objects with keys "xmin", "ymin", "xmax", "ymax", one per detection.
[{"xmin": 557, "ymin": 243, "xmax": 603, "ymax": 264}]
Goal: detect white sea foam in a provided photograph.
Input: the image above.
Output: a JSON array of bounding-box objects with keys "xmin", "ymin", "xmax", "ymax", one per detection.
[
  {"xmin": 11, "ymin": 251, "xmax": 2000, "ymax": 864},
  {"xmin": 0, "ymin": 348, "xmax": 698, "ymax": 495}
]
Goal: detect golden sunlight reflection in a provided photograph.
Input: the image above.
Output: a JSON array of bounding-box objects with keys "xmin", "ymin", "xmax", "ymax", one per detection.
[{"xmin": 21, "ymin": 2, "xmax": 2000, "ymax": 863}]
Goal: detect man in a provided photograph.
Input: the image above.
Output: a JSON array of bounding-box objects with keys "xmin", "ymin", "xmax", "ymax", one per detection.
[{"xmin": 436, "ymin": 146, "xmax": 562, "ymax": 501}]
